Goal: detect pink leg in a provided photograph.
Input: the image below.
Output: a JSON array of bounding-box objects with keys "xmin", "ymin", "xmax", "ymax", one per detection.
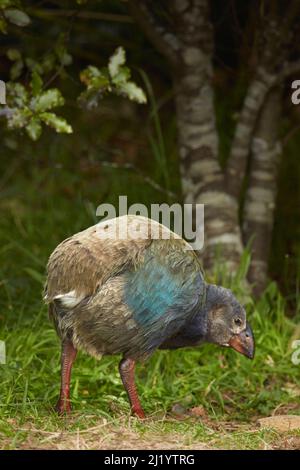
[
  {"xmin": 55, "ymin": 340, "xmax": 77, "ymax": 414},
  {"xmin": 119, "ymin": 357, "xmax": 145, "ymax": 419}
]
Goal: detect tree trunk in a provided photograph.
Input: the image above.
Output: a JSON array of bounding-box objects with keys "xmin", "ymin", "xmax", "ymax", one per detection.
[
  {"xmin": 174, "ymin": 64, "xmax": 243, "ymax": 271},
  {"xmin": 243, "ymin": 88, "xmax": 282, "ymax": 295},
  {"xmin": 128, "ymin": 0, "xmax": 243, "ymax": 271},
  {"xmin": 225, "ymin": 67, "xmax": 276, "ymax": 199},
  {"xmin": 172, "ymin": 0, "xmax": 244, "ymax": 270}
]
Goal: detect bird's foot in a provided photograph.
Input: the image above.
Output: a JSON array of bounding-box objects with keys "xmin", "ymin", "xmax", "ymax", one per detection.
[
  {"xmin": 132, "ymin": 406, "xmax": 146, "ymax": 419},
  {"xmin": 55, "ymin": 398, "xmax": 72, "ymax": 415}
]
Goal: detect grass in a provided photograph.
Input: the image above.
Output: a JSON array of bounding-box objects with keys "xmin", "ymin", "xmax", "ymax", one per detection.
[
  {"xmin": 0, "ymin": 147, "xmax": 300, "ymax": 450},
  {"xmin": 1, "ymin": 293, "xmax": 300, "ymax": 449}
]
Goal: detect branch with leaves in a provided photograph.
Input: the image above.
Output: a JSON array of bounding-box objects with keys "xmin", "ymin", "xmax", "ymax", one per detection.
[
  {"xmin": 1, "ymin": 36, "xmax": 147, "ymax": 140},
  {"xmin": 79, "ymin": 47, "xmax": 147, "ymax": 108},
  {"xmin": 5, "ymin": 73, "xmax": 72, "ymax": 140}
]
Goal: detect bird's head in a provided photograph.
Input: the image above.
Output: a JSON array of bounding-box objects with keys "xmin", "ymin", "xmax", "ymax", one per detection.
[{"xmin": 205, "ymin": 284, "xmax": 254, "ymax": 359}]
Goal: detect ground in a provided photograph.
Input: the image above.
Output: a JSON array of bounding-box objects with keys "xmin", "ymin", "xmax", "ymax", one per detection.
[{"xmin": 3, "ymin": 410, "xmax": 300, "ymax": 450}]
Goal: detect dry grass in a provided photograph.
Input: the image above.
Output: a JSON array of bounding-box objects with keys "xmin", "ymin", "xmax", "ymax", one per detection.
[
  {"xmin": 2, "ymin": 411, "xmax": 300, "ymax": 450},
  {"xmin": 14, "ymin": 423, "xmax": 209, "ymax": 450}
]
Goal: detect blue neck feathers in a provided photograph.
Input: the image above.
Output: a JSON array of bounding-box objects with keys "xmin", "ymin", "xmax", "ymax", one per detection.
[{"xmin": 159, "ymin": 284, "xmax": 223, "ymax": 350}]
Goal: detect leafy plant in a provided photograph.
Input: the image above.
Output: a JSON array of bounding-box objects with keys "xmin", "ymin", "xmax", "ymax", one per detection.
[
  {"xmin": 5, "ymin": 72, "xmax": 72, "ymax": 140},
  {"xmin": 79, "ymin": 47, "xmax": 147, "ymax": 108},
  {"xmin": 2, "ymin": 43, "xmax": 146, "ymax": 141},
  {"xmin": 0, "ymin": 1, "xmax": 30, "ymax": 34},
  {"xmin": 7, "ymin": 34, "xmax": 72, "ymax": 80}
]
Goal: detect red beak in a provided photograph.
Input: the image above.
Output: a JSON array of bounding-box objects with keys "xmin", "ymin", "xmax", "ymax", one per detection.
[{"xmin": 229, "ymin": 322, "xmax": 254, "ymax": 359}]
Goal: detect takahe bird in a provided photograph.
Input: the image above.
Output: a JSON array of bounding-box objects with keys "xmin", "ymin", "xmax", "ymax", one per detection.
[{"xmin": 44, "ymin": 215, "xmax": 254, "ymax": 418}]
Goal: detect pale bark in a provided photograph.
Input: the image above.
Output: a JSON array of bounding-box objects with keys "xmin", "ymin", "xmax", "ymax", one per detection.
[
  {"xmin": 128, "ymin": 0, "xmax": 243, "ymax": 270},
  {"xmin": 225, "ymin": 12, "xmax": 284, "ymax": 200},
  {"xmin": 243, "ymin": 88, "xmax": 282, "ymax": 296},
  {"xmin": 226, "ymin": 67, "xmax": 276, "ymax": 198},
  {"xmin": 226, "ymin": 10, "xmax": 300, "ymax": 200},
  {"xmin": 175, "ymin": 63, "xmax": 243, "ymax": 270}
]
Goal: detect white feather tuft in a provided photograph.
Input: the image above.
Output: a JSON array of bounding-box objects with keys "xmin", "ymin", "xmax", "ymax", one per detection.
[{"xmin": 53, "ymin": 290, "xmax": 84, "ymax": 308}]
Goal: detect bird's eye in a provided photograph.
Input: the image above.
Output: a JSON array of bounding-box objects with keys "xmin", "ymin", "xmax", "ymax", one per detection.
[{"xmin": 234, "ymin": 318, "xmax": 242, "ymax": 326}]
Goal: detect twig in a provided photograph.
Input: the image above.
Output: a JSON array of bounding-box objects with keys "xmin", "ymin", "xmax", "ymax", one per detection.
[
  {"xmin": 127, "ymin": 1, "xmax": 180, "ymax": 67},
  {"xmin": 28, "ymin": 8, "xmax": 133, "ymax": 23}
]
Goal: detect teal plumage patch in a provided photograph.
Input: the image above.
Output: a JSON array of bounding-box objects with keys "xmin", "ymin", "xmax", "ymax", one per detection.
[{"xmin": 123, "ymin": 239, "xmax": 205, "ymax": 352}]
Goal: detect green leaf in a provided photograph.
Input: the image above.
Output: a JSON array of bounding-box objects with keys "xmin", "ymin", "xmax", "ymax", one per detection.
[
  {"xmin": 108, "ymin": 47, "xmax": 126, "ymax": 78},
  {"xmin": 34, "ymin": 89, "xmax": 64, "ymax": 112},
  {"xmin": 6, "ymin": 82, "xmax": 29, "ymax": 107},
  {"xmin": 4, "ymin": 9, "xmax": 31, "ymax": 27},
  {"xmin": 7, "ymin": 48, "xmax": 21, "ymax": 61},
  {"xmin": 61, "ymin": 52, "xmax": 72, "ymax": 66},
  {"xmin": 40, "ymin": 112, "xmax": 72, "ymax": 134},
  {"xmin": 10, "ymin": 60, "xmax": 23, "ymax": 80},
  {"xmin": 118, "ymin": 81, "xmax": 147, "ymax": 104},
  {"xmin": 41, "ymin": 53, "xmax": 56, "ymax": 74},
  {"xmin": 80, "ymin": 66, "xmax": 110, "ymax": 90},
  {"xmin": 111, "ymin": 66, "xmax": 131, "ymax": 86},
  {"xmin": 25, "ymin": 58, "xmax": 43, "ymax": 74},
  {"xmin": 0, "ymin": 17, "xmax": 7, "ymax": 34},
  {"xmin": 7, "ymin": 49, "xmax": 24, "ymax": 79},
  {"xmin": 0, "ymin": 1, "xmax": 15, "ymax": 8},
  {"xmin": 79, "ymin": 48, "xmax": 147, "ymax": 108},
  {"xmin": 30, "ymin": 71, "xmax": 43, "ymax": 96},
  {"xmin": 55, "ymin": 39, "xmax": 73, "ymax": 67},
  {"xmin": 25, "ymin": 118, "xmax": 42, "ymax": 141},
  {"xmin": 80, "ymin": 65, "xmax": 103, "ymax": 82},
  {"xmin": 7, "ymin": 108, "xmax": 32, "ymax": 129}
]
